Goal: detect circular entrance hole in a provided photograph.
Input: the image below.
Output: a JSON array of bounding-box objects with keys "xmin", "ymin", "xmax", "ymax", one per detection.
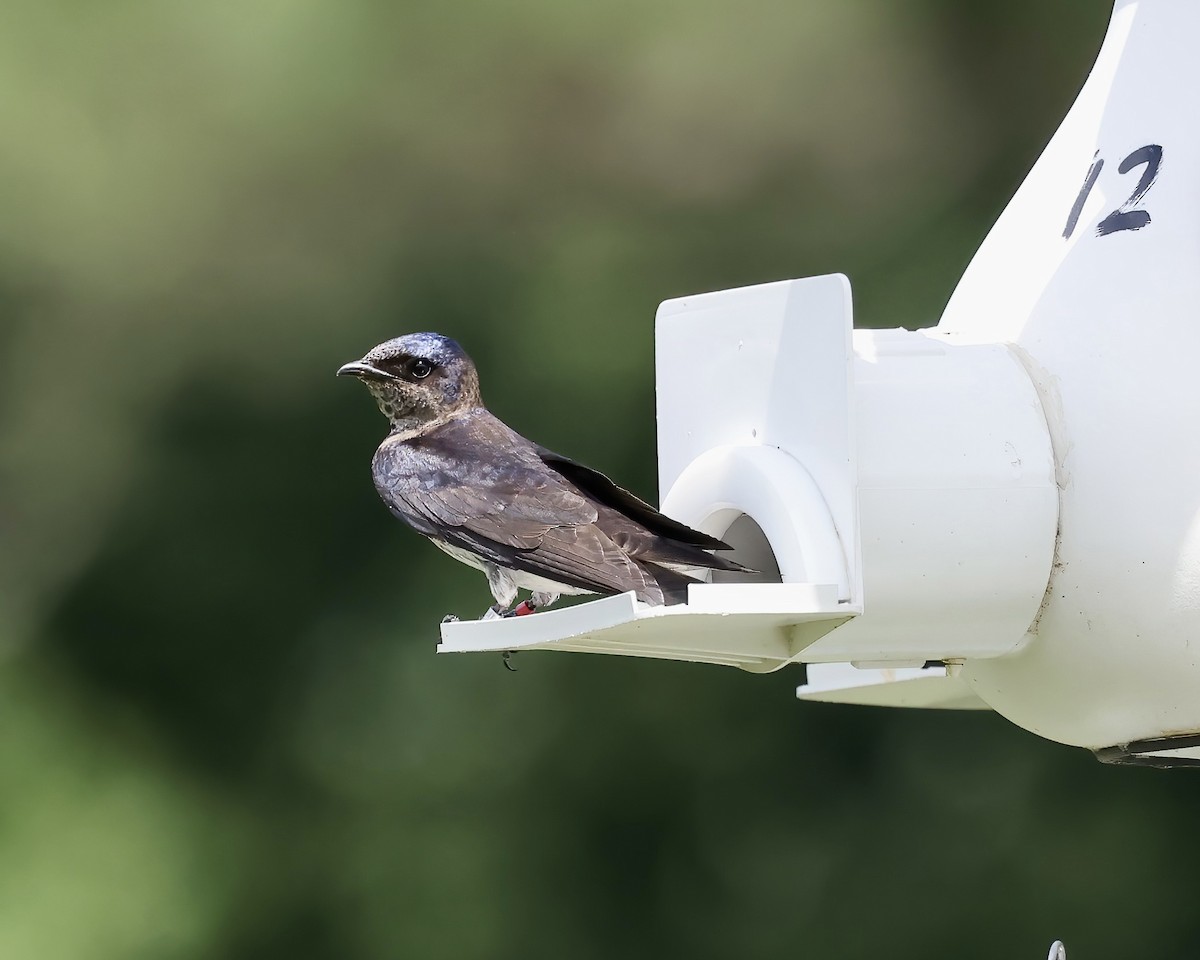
[{"xmin": 710, "ymin": 514, "xmax": 782, "ymax": 585}]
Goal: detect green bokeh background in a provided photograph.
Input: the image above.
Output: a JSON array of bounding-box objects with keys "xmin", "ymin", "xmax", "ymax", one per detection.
[{"xmin": 2, "ymin": 2, "xmax": 1195, "ymax": 958}]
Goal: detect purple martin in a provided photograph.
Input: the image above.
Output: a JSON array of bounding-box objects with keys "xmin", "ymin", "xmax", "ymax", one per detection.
[{"xmin": 337, "ymin": 332, "xmax": 749, "ymax": 618}]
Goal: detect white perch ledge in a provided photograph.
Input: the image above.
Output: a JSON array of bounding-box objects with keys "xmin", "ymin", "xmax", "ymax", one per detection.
[{"xmin": 437, "ymin": 583, "xmax": 855, "ymax": 673}]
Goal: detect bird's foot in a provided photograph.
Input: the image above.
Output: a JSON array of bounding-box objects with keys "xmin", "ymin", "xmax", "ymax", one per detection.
[
  {"xmin": 530, "ymin": 591, "xmax": 559, "ymax": 610},
  {"xmin": 441, "ymin": 614, "xmax": 460, "ymax": 624},
  {"xmin": 481, "ymin": 601, "xmax": 538, "ymax": 620},
  {"xmin": 501, "ymin": 651, "xmax": 518, "ymax": 672}
]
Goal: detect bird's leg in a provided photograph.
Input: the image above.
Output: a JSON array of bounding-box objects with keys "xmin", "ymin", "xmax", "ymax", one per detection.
[{"xmin": 481, "ymin": 564, "xmax": 518, "ymax": 621}]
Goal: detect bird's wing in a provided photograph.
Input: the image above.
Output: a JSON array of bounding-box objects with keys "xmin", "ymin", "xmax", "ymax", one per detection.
[
  {"xmin": 537, "ymin": 446, "xmax": 754, "ymax": 574},
  {"xmin": 373, "ymin": 421, "xmax": 660, "ymax": 597},
  {"xmin": 535, "ymin": 446, "xmax": 733, "ymax": 550},
  {"xmin": 376, "ymin": 442, "xmax": 594, "ymax": 546},
  {"xmin": 494, "ymin": 522, "xmax": 659, "ymax": 599}
]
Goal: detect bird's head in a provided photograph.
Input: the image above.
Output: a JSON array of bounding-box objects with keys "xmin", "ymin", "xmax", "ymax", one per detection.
[{"xmin": 337, "ymin": 332, "xmax": 481, "ymax": 433}]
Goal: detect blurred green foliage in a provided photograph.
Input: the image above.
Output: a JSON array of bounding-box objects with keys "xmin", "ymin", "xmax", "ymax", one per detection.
[{"xmin": 2, "ymin": 1, "xmax": 1195, "ymax": 958}]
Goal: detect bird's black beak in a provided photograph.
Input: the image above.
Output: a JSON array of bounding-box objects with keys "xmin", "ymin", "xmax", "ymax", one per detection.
[{"xmin": 336, "ymin": 360, "xmax": 393, "ymax": 381}]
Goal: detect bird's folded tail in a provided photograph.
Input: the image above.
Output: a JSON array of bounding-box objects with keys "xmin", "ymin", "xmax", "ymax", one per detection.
[
  {"xmin": 700, "ymin": 551, "xmax": 756, "ymax": 575},
  {"xmin": 607, "ymin": 530, "xmax": 757, "ymax": 576},
  {"xmin": 637, "ymin": 562, "xmax": 703, "ymax": 605},
  {"xmin": 643, "ymin": 542, "xmax": 758, "ymax": 576}
]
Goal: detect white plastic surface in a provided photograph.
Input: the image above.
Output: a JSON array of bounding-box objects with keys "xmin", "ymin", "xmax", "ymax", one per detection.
[
  {"xmin": 659, "ymin": 314, "xmax": 1057, "ymax": 665},
  {"xmin": 798, "ymin": 662, "xmax": 989, "ymax": 710},
  {"xmin": 656, "ymin": 274, "xmax": 859, "ymax": 600},
  {"xmin": 438, "ymin": 584, "xmax": 850, "ymax": 673},
  {"xmin": 799, "ymin": 329, "xmax": 1059, "ymax": 663},
  {"xmin": 660, "ymin": 444, "xmax": 849, "ymax": 600},
  {"xmin": 935, "ymin": 0, "xmax": 1200, "ymax": 749},
  {"xmin": 1143, "ymin": 746, "xmax": 1200, "ymax": 763}
]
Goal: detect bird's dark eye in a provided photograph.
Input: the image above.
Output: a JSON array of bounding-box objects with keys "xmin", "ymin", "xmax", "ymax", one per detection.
[{"xmin": 410, "ymin": 358, "xmax": 434, "ymax": 379}]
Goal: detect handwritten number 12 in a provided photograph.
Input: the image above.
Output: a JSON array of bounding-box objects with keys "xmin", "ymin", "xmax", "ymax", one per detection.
[{"xmin": 1062, "ymin": 144, "xmax": 1163, "ymax": 239}]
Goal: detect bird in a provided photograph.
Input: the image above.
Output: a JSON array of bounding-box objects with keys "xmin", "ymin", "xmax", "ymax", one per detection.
[{"xmin": 337, "ymin": 332, "xmax": 750, "ymax": 622}]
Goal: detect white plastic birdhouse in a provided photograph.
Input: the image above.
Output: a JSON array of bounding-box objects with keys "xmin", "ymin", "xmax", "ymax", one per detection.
[{"xmin": 443, "ymin": 0, "xmax": 1200, "ymax": 766}]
